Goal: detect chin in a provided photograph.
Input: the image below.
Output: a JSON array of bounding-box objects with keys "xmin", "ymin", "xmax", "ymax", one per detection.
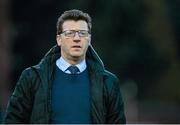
[
  {"xmin": 71, "ymin": 53, "xmax": 84, "ymax": 59},
  {"xmin": 71, "ymin": 52, "xmax": 82, "ymax": 57},
  {"xmin": 71, "ymin": 55, "xmax": 81, "ymax": 58}
]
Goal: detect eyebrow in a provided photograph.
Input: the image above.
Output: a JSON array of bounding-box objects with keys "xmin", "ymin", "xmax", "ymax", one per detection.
[{"xmin": 63, "ymin": 29, "xmax": 88, "ymax": 31}]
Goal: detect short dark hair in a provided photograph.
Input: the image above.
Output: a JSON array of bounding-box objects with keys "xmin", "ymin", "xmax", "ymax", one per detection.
[{"xmin": 56, "ymin": 9, "xmax": 92, "ymax": 35}]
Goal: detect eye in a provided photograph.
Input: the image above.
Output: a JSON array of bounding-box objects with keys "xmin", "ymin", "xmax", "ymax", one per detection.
[
  {"xmin": 80, "ymin": 31, "xmax": 86, "ymax": 35},
  {"xmin": 79, "ymin": 31, "xmax": 88, "ymax": 36},
  {"xmin": 65, "ymin": 30, "xmax": 74, "ymax": 36}
]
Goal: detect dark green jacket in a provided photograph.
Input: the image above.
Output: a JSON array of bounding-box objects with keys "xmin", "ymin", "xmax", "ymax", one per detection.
[{"xmin": 4, "ymin": 45, "xmax": 126, "ymax": 124}]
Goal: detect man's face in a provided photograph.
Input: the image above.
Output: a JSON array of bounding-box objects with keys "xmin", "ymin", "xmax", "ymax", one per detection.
[{"xmin": 57, "ymin": 20, "xmax": 91, "ymax": 63}]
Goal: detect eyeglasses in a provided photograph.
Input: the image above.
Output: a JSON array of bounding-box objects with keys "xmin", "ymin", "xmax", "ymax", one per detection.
[{"xmin": 61, "ymin": 30, "xmax": 90, "ymax": 37}]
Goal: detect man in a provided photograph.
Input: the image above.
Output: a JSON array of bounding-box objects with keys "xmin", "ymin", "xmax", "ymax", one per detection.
[{"xmin": 4, "ymin": 9, "xmax": 126, "ymax": 124}]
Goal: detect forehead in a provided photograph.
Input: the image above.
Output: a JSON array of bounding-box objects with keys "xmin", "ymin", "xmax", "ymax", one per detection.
[{"xmin": 62, "ymin": 20, "xmax": 88, "ymax": 30}]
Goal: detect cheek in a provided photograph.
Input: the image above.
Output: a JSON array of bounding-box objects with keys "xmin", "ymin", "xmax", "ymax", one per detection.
[
  {"xmin": 61, "ymin": 43, "xmax": 69, "ymax": 51},
  {"xmin": 60, "ymin": 39, "xmax": 69, "ymax": 47},
  {"xmin": 83, "ymin": 41, "xmax": 89, "ymax": 51},
  {"xmin": 83, "ymin": 38, "xmax": 90, "ymax": 46}
]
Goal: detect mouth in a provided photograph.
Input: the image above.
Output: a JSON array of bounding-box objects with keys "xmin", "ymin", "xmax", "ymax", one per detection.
[{"xmin": 72, "ymin": 45, "xmax": 81, "ymax": 48}]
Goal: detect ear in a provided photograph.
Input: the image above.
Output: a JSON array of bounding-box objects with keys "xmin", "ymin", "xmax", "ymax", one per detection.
[{"xmin": 56, "ymin": 35, "xmax": 61, "ymax": 46}]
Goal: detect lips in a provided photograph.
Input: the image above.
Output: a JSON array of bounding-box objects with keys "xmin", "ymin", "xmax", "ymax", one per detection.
[{"xmin": 72, "ymin": 45, "xmax": 81, "ymax": 48}]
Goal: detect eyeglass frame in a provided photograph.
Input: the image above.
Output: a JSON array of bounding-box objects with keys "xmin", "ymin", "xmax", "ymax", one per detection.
[{"xmin": 60, "ymin": 30, "xmax": 90, "ymax": 37}]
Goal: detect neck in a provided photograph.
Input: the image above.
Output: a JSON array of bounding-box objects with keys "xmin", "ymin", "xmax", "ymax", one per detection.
[
  {"xmin": 62, "ymin": 55, "xmax": 84, "ymax": 65},
  {"xmin": 67, "ymin": 58, "xmax": 82, "ymax": 65}
]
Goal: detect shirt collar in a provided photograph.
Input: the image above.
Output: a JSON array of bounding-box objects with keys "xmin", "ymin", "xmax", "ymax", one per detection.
[{"xmin": 56, "ymin": 56, "xmax": 87, "ymax": 74}]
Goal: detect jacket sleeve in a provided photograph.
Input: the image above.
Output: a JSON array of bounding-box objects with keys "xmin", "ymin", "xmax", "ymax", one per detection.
[
  {"xmin": 3, "ymin": 68, "xmax": 34, "ymax": 123},
  {"xmin": 105, "ymin": 74, "xmax": 126, "ymax": 124}
]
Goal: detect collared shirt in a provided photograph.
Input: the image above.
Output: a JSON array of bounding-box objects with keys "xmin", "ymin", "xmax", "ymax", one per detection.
[{"xmin": 56, "ymin": 57, "xmax": 87, "ymax": 74}]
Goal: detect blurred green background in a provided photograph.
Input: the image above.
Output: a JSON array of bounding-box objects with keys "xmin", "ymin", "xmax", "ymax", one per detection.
[{"xmin": 0, "ymin": 0, "xmax": 180, "ymax": 123}]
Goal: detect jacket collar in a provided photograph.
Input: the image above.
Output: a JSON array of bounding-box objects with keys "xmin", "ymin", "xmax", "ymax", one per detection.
[
  {"xmin": 41, "ymin": 44, "xmax": 105, "ymax": 72},
  {"xmin": 33, "ymin": 44, "xmax": 105, "ymax": 81}
]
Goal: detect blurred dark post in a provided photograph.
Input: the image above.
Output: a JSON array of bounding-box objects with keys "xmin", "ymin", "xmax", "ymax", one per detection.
[
  {"xmin": 144, "ymin": 0, "xmax": 180, "ymax": 99},
  {"xmin": 0, "ymin": 0, "xmax": 11, "ymax": 122},
  {"xmin": 140, "ymin": 0, "xmax": 180, "ymax": 123}
]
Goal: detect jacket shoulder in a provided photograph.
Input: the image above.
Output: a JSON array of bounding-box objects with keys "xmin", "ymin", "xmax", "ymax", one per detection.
[
  {"xmin": 21, "ymin": 67, "xmax": 37, "ymax": 77},
  {"xmin": 20, "ymin": 67, "xmax": 38, "ymax": 81},
  {"xmin": 103, "ymin": 70, "xmax": 119, "ymax": 83},
  {"xmin": 102, "ymin": 70, "xmax": 121, "ymax": 93},
  {"xmin": 16, "ymin": 67, "xmax": 40, "ymax": 91}
]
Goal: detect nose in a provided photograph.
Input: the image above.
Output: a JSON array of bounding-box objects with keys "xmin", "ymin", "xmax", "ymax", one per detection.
[{"xmin": 73, "ymin": 32, "xmax": 80, "ymax": 41}]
